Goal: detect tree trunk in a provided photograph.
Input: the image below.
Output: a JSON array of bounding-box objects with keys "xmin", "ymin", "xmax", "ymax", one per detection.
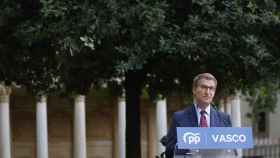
[{"xmin": 125, "ymin": 70, "xmax": 144, "ymax": 158}]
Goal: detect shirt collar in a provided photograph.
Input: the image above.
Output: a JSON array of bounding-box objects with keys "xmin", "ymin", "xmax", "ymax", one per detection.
[{"xmin": 194, "ymin": 103, "xmax": 210, "ymax": 115}]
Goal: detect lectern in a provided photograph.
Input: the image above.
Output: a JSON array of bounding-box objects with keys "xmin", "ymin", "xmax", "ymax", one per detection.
[{"xmin": 175, "ymin": 127, "xmax": 254, "ymax": 158}]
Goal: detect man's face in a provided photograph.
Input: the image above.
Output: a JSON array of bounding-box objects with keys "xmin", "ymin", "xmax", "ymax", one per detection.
[{"xmin": 192, "ymin": 78, "xmax": 216, "ymax": 108}]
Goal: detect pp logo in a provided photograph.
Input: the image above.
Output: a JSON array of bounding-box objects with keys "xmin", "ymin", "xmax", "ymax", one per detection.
[{"xmin": 183, "ymin": 132, "xmax": 201, "ymax": 144}]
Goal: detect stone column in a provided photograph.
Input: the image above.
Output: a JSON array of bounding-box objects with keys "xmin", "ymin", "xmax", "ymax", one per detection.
[
  {"xmin": 113, "ymin": 97, "xmax": 126, "ymax": 158},
  {"xmin": 36, "ymin": 95, "xmax": 49, "ymax": 158},
  {"xmin": 231, "ymin": 93, "xmax": 242, "ymax": 156},
  {"xmin": 225, "ymin": 97, "xmax": 232, "ymax": 115},
  {"xmin": 219, "ymin": 98, "xmax": 225, "ymax": 112},
  {"xmin": 155, "ymin": 98, "xmax": 167, "ymax": 155},
  {"xmin": 231, "ymin": 94, "xmax": 241, "ymax": 127},
  {"xmin": 147, "ymin": 105, "xmax": 156, "ymax": 158},
  {"xmin": 73, "ymin": 95, "xmax": 87, "ymax": 158},
  {"xmin": 0, "ymin": 84, "xmax": 12, "ymax": 158}
]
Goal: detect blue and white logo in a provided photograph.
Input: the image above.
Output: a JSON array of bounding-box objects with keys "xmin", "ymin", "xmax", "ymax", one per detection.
[
  {"xmin": 177, "ymin": 127, "xmax": 254, "ymax": 149},
  {"xmin": 183, "ymin": 132, "xmax": 200, "ymax": 144}
]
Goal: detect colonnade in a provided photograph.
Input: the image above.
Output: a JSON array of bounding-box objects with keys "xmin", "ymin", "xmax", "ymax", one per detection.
[
  {"xmin": 0, "ymin": 86, "xmax": 168, "ymax": 158},
  {"xmin": 0, "ymin": 84, "xmax": 242, "ymax": 158}
]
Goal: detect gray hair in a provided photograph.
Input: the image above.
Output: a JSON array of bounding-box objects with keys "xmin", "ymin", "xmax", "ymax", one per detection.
[{"xmin": 192, "ymin": 73, "xmax": 217, "ymax": 88}]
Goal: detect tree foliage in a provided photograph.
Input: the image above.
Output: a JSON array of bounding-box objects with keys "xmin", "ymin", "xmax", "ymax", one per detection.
[
  {"xmin": 2, "ymin": 0, "xmax": 279, "ymax": 97},
  {"xmin": 245, "ymin": 81, "xmax": 279, "ymax": 134},
  {"xmin": 145, "ymin": 0, "xmax": 280, "ymax": 101}
]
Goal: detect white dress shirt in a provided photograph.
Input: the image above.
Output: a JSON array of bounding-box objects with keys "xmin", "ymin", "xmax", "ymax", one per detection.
[{"xmin": 194, "ymin": 104, "xmax": 210, "ymax": 127}]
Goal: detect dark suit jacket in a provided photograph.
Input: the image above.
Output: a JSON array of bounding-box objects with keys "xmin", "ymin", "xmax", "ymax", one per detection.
[{"xmin": 165, "ymin": 104, "xmax": 232, "ymax": 158}]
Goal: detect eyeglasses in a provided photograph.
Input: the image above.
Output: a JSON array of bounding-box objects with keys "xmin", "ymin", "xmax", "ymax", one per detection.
[{"xmin": 198, "ymin": 85, "xmax": 216, "ymax": 92}]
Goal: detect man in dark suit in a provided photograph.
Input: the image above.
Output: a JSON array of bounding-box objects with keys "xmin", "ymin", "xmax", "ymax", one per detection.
[{"xmin": 165, "ymin": 73, "xmax": 232, "ymax": 158}]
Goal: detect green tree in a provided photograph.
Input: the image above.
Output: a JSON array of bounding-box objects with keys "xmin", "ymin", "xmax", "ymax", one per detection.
[
  {"xmin": 109, "ymin": 0, "xmax": 280, "ymax": 156},
  {"xmin": 242, "ymin": 0, "xmax": 280, "ymax": 134},
  {"xmin": 13, "ymin": 0, "xmax": 118, "ymax": 96},
  {"xmin": 146, "ymin": 0, "xmax": 280, "ymax": 100},
  {"xmin": 0, "ymin": 0, "xmax": 23, "ymax": 84},
  {"xmin": 1, "ymin": 0, "xmax": 60, "ymax": 97},
  {"xmin": 1, "ymin": 0, "xmax": 280, "ymax": 157},
  {"xmin": 111, "ymin": 1, "xmax": 170, "ymax": 157},
  {"xmin": 245, "ymin": 81, "xmax": 279, "ymax": 135}
]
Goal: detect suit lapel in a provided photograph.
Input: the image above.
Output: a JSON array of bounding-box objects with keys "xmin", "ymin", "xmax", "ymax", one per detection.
[
  {"xmin": 210, "ymin": 107, "xmax": 220, "ymax": 127},
  {"xmin": 183, "ymin": 105, "xmax": 198, "ymax": 127}
]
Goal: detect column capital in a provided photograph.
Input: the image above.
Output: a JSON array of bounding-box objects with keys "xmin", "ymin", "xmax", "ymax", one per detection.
[
  {"xmin": 233, "ymin": 92, "xmax": 241, "ymax": 100},
  {"xmin": 118, "ymin": 96, "xmax": 126, "ymax": 102},
  {"xmin": 74, "ymin": 95, "xmax": 85, "ymax": 103},
  {"xmin": 0, "ymin": 84, "xmax": 11, "ymax": 95},
  {"xmin": 36, "ymin": 95, "xmax": 47, "ymax": 103},
  {"xmin": 156, "ymin": 98, "xmax": 167, "ymax": 104},
  {"xmin": 0, "ymin": 84, "xmax": 11, "ymax": 103}
]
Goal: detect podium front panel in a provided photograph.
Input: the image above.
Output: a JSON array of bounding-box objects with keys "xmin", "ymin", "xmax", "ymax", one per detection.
[{"xmin": 175, "ymin": 149, "xmax": 238, "ymax": 158}]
